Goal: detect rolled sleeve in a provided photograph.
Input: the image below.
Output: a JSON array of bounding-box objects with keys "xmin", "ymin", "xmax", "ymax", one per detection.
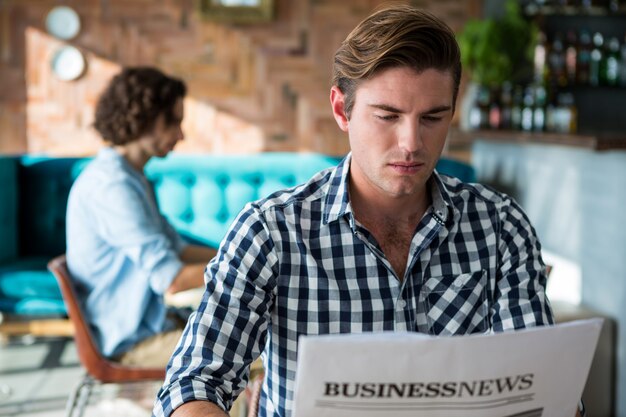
[
  {"xmin": 154, "ymin": 203, "xmax": 278, "ymax": 416},
  {"xmin": 492, "ymin": 196, "xmax": 554, "ymax": 331},
  {"xmin": 146, "ymin": 249, "xmax": 183, "ymax": 294},
  {"xmin": 153, "ymin": 376, "xmax": 227, "ymax": 417},
  {"xmin": 94, "ymin": 182, "xmax": 183, "ymax": 294}
]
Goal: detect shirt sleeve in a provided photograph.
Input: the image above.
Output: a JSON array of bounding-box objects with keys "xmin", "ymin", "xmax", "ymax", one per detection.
[
  {"xmin": 92, "ymin": 180, "xmax": 183, "ymax": 294},
  {"xmin": 153, "ymin": 203, "xmax": 279, "ymax": 417},
  {"xmin": 491, "ymin": 195, "xmax": 554, "ymax": 331},
  {"xmin": 161, "ymin": 213, "xmax": 189, "ymax": 254},
  {"xmin": 492, "ymin": 198, "xmax": 585, "ymax": 417}
]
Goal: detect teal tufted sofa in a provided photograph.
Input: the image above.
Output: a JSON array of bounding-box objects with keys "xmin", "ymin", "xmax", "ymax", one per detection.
[
  {"xmin": 0, "ymin": 156, "xmax": 90, "ymax": 316},
  {"xmin": 0, "ymin": 152, "xmax": 475, "ymax": 318},
  {"xmin": 0, "ymin": 153, "xmax": 342, "ymax": 317},
  {"xmin": 144, "ymin": 154, "xmax": 343, "ymax": 249}
]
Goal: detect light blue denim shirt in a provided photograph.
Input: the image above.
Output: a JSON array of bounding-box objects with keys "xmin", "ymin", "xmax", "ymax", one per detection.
[{"xmin": 66, "ymin": 147, "xmax": 187, "ymax": 357}]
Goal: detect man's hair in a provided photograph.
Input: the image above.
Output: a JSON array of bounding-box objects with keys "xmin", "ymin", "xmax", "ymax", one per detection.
[
  {"xmin": 94, "ymin": 67, "xmax": 187, "ymax": 145},
  {"xmin": 332, "ymin": 5, "xmax": 462, "ymax": 118}
]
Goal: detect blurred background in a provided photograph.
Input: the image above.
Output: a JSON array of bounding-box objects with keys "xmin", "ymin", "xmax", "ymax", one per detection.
[{"xmin": 0, "ymin": 0, "xmax": 624, "ymax": 416}]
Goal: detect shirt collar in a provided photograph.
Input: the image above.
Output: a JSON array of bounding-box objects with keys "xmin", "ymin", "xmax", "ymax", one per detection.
[
  {"xmin": 428, "ymin": 170, "xmax": 454, "ymax": 225},
  {"xmin": 322, "ymin": 154, "xmax": 454, "ymax": 226},
  {"xmin": 322, "ymin": 153, "xmax": 352, "ymax": 225}
]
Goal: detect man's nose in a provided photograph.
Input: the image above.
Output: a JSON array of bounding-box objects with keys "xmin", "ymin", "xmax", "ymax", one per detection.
[{"xmin": 397, "ymin": 120, "xmax": 422, "ymax": 153}]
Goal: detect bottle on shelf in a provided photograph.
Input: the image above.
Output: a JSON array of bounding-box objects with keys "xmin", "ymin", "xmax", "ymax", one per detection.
[
  {"xmin": 577, "ymin": 29, "xmax": 592, "ymax": 85},
  {"xmin": 565, "ymin": 30, "xmax": 578, "ymax": 85},
  {"xmin": 488, "ymin": 87, "xmax": 502, "ymax": 130},
  {"xmin": 545, "ymin": 86, "xmax": 558, "ymax": 132},
  {"xmin": 548, "ymin": 32, "xmax": 568, "ymax": 87},
  {"xmin": 555, "ymin": 92, "xmax": 578, "ymax": 133},
  {"xmin": 521, "ymin": 86, "xmax": 535, "ymax": 131},
  {"xmin": 535, "ymin": 30, "xmax": 548, "ymax": 83},
  {"xmin": 589, "ymin": 31, "xmax": 604, "ymax": 86},
  {"xmin": 620, "ymin": 33, "xmax": 626, "ymax": 86},
  {"xmin": 468, "ymin": 85, "xmax": 490, "ymax": 130},
  {"xmin": 603, "ymin": 36, "xmax": 621, "ymax": 86},
  {"xmin": 500, "ymin": 82, "xmax": 513, "ymax": 130},
  {"xmin": 533, "ymin": 84, "xmax": 547, "ymax": 131},
  {"xmin": 511, "ymin": 85, "xmax": 524, "ymax": 130}
]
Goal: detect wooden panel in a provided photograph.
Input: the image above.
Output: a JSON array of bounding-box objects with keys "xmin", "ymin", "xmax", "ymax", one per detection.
[{"xmin": 0, "ymin": 0, "xmax": 477, "ymax": 156}]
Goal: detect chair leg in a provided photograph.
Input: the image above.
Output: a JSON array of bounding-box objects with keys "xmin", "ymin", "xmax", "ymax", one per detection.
[
  {"xmin": 74, "ymin": 377, "xmax": 95, "ymax": 417},
  {"xmin": 64, "ymin": 376, "xmax": 83, "ymax": 417},
  {"xmin": 65, "ymin": 373, "xmax": 94, "ymax": 417}
]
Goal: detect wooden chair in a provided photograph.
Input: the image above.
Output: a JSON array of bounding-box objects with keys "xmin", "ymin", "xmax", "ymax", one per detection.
[
  {"xmin": 246, "ymin": 372, "xmax": 264, "ymax": 417},
  {"xmin": 48, "ymin": 255, "xmax": 165, "ymax": 417}
]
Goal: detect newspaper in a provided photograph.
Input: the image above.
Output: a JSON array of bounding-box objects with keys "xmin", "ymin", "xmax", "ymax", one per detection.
[{"xmin": 292, "ymin": 319, "xmax": 602, "ymax": 417}]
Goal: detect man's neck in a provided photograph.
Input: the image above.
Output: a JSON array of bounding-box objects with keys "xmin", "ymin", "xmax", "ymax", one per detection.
[
  {"xmin": 349, "ymin": 182, "xmax": 431, "ymax": 230},
  {"xmin": 349, "ymin": 180, "xmax": 432, "ymax": 281}
]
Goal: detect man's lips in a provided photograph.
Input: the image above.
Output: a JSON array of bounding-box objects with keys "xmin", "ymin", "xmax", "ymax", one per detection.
[
  {"xmin": 388, "ymin": 161, "xmax": 424, "ymax": 173},
  {"xmin": 389, "ymin": 161, "xmax": 422, "ymax": 167}
]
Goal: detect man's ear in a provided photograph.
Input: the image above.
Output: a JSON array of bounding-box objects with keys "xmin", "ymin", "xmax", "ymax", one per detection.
[{"xmin": 330, "ymin": 86, "xmax": 349, "ymax": 132}]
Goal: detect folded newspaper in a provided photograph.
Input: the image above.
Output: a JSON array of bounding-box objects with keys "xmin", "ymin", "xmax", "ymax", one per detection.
[{"xmin": 292, "ymin": 319, "xmax": 602, "ymax": 417}]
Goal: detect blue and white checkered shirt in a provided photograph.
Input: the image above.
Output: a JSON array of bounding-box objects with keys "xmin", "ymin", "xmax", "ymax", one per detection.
[{"xmin": 153, "ymin": 154, "xmax": 554, "ymax": 417}]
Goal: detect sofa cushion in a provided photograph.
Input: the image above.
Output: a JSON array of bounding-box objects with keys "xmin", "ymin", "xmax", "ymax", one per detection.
[
  {"xmin": 0, "ymin": 157, "xmax": 18, "ymax": 264},
  {"xmin": 0, "ymin": 256, "xmax": 65, "ymax": 315},
  {"xmin": 0, "ymin": 257, "xmax": 62, "ymax": 300},
  {"xmin": 0, "ymin": 298, "xmax": 66, "ymax": 315},
  {"xmin": 146, "ymin": 153, "xmax": 342, "ymax": 248}
]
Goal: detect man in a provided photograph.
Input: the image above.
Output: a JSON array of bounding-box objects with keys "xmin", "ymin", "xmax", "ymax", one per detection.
[
  {"xmin": 153, "ymin": 6, "xmax": 582, "ymax": 417},
  {"xmin": 66, "ymin": 67, "xmax": 216, "ymax": 367}
]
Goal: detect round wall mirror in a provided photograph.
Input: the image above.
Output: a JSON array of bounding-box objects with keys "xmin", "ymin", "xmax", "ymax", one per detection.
[
  {"xmin": 51, "ymin": 45, "xmax": 86, "ymax": 81},
  {"xmin": 45, "ymin": 6, "xmax": 81, "ymax": 40}
]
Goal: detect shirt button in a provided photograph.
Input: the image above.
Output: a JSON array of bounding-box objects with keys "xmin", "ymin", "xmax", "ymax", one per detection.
[{"xmin": 398, "ymin": 300, "xmax": 407, "ymax": 309}]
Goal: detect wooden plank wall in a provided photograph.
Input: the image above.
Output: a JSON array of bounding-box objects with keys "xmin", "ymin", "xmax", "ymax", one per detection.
[{"xmin": 0, "ymin": 0, "xmax": 479, "ymax": 156}]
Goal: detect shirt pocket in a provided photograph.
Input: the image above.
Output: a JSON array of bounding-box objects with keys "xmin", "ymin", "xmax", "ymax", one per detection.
[{"xmin": 422, "ymin": 270, "xmax": 489, "ymax": 336}]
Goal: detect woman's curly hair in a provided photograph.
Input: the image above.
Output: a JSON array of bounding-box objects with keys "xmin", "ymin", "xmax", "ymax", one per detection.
[{"xmin": 94, "ymin": 67, "xmax": 187, "ymax": 145}]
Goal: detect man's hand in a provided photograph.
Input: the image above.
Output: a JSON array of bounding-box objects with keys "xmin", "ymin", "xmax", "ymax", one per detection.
[
  {"xmin": 167, "ymin": 264, "xmax": 207, "ymax": 294},
  {"xmin": 171, "ymin": 400, "xmax": 228, "ymax": 417}
]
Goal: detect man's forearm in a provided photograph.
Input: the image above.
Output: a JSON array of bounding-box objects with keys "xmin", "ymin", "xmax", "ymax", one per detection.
[
  {"xmin": 171, "ymin": 400, "xmax": 228, "ymax": 417},
  {"xmin": 180, "ymin": 244, "xmax": 217, "ymax": 263}
]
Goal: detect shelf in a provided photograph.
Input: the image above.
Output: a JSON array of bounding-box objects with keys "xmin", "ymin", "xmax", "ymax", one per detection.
[
  {"xmin": 524, "ymin": 4, "xmax": 626, "ymax": 17},
  {"xmin": 558, "ymin": 84, "xmax": 626, "ymax": 91},
  {"xmin": 448, "ymin": 128, "xmax": 626, "ymax": 151}
]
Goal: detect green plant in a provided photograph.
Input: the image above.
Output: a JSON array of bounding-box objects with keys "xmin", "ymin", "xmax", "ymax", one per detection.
[{"xmin": 457, "ymin": 0, "xmax": 537, "ymax": 87}]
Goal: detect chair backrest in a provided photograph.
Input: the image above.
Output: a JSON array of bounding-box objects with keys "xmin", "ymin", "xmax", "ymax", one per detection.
[{"xmin": 48, "ymin": 255, "xmax": 165, "ymax": 383}]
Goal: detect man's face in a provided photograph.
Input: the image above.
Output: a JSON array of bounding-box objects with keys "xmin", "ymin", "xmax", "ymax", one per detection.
[
  {"xmin": 144, "ymin": 98, "xmax": 185, "ymax": 158},
  {"xmin": 330, "ymin": 66, "xmax": 454, "ymax": 202}
]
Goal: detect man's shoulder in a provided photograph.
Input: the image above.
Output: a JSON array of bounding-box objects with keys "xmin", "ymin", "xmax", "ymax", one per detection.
[
  {"xmin": 437, "ymin": 174, "xmax": 531, "ymax": 228},
  {"xmin": 437, "ymin": 173, "xmax": 511, "ymax": 208},
  {"xmin": 253, "ymin": 167, "xmax": 334, "ymax": 213}
]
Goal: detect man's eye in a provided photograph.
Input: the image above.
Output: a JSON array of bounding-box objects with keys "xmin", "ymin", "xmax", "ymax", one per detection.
[
  {"xmin": 423, "ymin": 115, "xmax": 443, "ymax": 122},
  {"xmin": 376, "ymin": 114, "xmax": 398, "ymax": 121}
]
